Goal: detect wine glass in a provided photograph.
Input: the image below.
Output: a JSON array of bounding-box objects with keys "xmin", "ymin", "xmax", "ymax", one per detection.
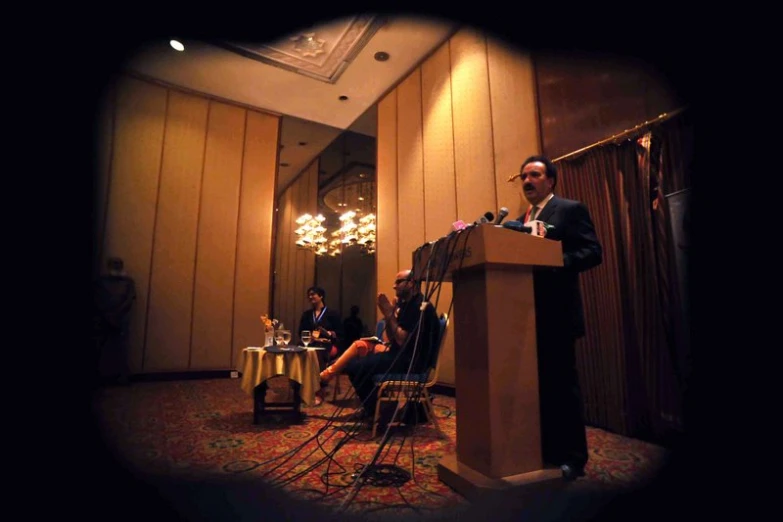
[
  {"xmin": 301, "ymin": 330, "xmax": 311, "ymax": 348},
  {"xmin": 282, "ymin": 330, "xmax": 292, "ymax": 347},
  {"xmin": 274, "ymin": 329, "xmax": 285, "ymax": 347}
]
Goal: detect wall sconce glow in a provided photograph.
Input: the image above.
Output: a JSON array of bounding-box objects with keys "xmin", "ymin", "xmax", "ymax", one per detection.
[{"xmin": 170, "ymin": 40, "xmax": 185, "ymax": 51}]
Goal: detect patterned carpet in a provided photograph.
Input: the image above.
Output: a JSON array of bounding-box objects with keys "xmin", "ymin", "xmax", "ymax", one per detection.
[{"xmin": 89, "ymin": 377, "xmax": 676, "ymax": 522}]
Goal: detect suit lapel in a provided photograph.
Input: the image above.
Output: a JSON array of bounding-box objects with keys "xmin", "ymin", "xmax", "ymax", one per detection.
[{"xmin": 535, "ymin": 195, "xmax": 560, "ymax": 223}]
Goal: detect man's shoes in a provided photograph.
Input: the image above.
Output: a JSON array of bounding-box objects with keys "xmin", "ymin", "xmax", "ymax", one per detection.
[{"xmin": 560, "ymin": 464, "xmax": 585, "ymax": 481}]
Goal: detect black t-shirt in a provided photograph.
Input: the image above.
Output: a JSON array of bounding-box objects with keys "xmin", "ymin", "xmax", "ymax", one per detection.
[{"xmin": 392, "ymin": 293, "xmax": 440, "ymax": 373}]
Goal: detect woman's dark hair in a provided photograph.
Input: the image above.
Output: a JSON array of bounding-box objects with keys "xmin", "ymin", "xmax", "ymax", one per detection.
[
  {"xmin": 520, "ymin": 155, "xmax": 558, "ymax": 189},
  {"xmin": 307, "ymin": 286, "xmax": 326, "ymax": 301}
]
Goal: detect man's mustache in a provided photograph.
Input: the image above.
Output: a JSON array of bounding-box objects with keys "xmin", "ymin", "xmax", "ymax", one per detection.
[{"xmin": 523, "ymin": 183, "xmax": 534, "ymax": 191}]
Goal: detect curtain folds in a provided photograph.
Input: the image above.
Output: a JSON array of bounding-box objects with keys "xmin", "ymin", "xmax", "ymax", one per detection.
[{"xmin": 553, "ymin": 109, "xmax": 692, "ymax": 445}]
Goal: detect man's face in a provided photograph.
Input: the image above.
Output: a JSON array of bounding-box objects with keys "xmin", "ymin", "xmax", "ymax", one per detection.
[
  {"xmin": 307, "ymin": 291, "xmax": 323, "ymax": 307},
  {"xmin": 393, "ymin": 271, "xmax": 412, "ymax": 300},
  {"xmin": 519, "ymin": 161, "xmax": 554, "ymax": 205}
]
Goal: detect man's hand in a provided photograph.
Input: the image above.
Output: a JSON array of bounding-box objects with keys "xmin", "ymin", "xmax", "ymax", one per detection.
[{"xmin": 377, "ymin": 293, "xmax": 394, "ymax": 318}]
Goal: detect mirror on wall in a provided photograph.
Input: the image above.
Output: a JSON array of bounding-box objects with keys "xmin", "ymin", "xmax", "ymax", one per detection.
[{"xmin": 274, "ymin": 105, "xmax": 377, "ymax": 339}]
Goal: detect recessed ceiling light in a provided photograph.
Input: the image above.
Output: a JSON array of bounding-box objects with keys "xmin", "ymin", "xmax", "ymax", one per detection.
[
  {"xmin": 339, "ymin": 95, "xmax": 348, "ymax": 101},
  {"xmin": 280, "ymin": 162, "xmax": 290, "ymax": 167},
  {"xmin": 374, "ymin": 51, "xmax": 390, "ymax": 62},
  {"xmin": 298, "ymin": 141, "xmax": 307, "ymax": 146},
  {"xmin": 170, "ymin": 40, "xmax": 185, "ymax": 51}
]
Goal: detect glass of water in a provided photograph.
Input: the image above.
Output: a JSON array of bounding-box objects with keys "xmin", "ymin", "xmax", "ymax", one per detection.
[
  {"xmin": 281, "ymin": 330, "xmax": 292, "ymax": 347},
  {"xmin": 301, "ymin": 330, "xmax": 311, "ymax": 348}
]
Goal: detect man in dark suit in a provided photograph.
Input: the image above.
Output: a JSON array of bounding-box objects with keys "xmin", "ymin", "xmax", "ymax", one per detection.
[{"xmin": 515, "ymin": 155, "xmax": 603, "ymax": 480}]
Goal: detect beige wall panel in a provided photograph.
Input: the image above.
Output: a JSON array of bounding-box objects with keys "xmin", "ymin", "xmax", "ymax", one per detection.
[
  {"xmin": 450, "ymin": 28, "xmax": 498, "ymax": 221},
  {"xmin": 487, "ymin": 39, "xmax": 541, "ymax": 219},
  {"xmin": 421, "ymin": 44, "xmax": 458, "ymax": 243},
  {"xmin": 421, "ymin": 44, "xmax": 459, "ymax": 385},
  {"xmin": 291, "ymin": 165, "xmax": 310, "ymax": 333},
  {"xmin": 303, "ymin": 161, "xmax": 317, "ymax": 305},
  {"xmin": 273, "ymin": 192, "xmax": 285, "ymax": 321},
  {"xmin": 94, "ymin": 84, "xmax": 115, "ymax": 278},
  {"xmin": 376, "ymin": 90, "xmax": 400, "ymax": 323},
  {"xmin": 145, "ymin": 92, "xmax": 209, "ymax": 371},
  {"xmin": 106, "ymin": 76, "xmax": 167, "ymax": 374},
  {"xmin": 396, "ymin": 69, "xmax": 426, "ymax": 269},
  {"xmin": 191, "ymin": 102, "xmax": 245, "ymax": 369},
  {"xmin": 233, "ymin": 110, "xmax": 279, "ymax": 364},
  {"xmin": 277, "ymin": 189, "xmax": 295, "ymax": 332}
]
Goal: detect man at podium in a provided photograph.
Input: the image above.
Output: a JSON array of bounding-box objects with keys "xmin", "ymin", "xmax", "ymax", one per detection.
[{"xmin": 513, "ymin": 155, "xmax": 603, "ymax": 480}]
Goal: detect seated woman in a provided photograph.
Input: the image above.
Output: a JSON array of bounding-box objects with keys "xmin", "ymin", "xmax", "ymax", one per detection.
[{"xmin": 320, "ymin": 323, "xmax": 388, "ymax": 381}]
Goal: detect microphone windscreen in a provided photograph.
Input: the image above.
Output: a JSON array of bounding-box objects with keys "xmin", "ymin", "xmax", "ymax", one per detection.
[{"xmin": 502, "ymin": 220, "xmax": 532, "ymax": 233}]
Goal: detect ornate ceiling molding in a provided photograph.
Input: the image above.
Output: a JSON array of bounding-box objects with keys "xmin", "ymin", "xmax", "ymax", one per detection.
[{"xmin": 215, "ymin": 16, "xmax": 385, "ymax": 84}]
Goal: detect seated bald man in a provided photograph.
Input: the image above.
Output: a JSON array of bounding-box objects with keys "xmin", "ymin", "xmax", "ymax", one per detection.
[{"xmin": 342, "ymin": 269, "xmax": 440, "ymax": 419}]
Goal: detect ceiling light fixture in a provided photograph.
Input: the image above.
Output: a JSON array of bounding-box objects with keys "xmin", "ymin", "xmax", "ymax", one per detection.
[
  {"xmin": 170, "ymin": 40, "xmax": 185, "ymax": 51},
  {"xmin": 374, "ymin": 51, "xmax": 390, "ymax": 61},
  {"xmin": 339, "ymin": 95, "xmax": 349, "ymax": 101}
]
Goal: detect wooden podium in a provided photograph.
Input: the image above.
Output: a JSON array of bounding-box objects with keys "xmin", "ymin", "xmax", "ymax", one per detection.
[{"xmin": 412, "ymin": 224, "xmax": 565, "ymax": 498}]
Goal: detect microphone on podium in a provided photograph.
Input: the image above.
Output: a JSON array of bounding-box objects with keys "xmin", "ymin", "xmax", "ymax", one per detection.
[
  {"xmin": 502, "ymin": 220, "xmax": 533, "ymax": 234},
  {"xmin": 493, "ymin": 207, "xmax": 509, "ymax": 225},
  {"xmin": 473, "ymin": 211, "xmax": 495, "ymax": 225}
]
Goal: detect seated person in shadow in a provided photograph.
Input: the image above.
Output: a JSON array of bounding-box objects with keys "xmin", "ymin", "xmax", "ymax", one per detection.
[
  {"xmin": 342, "ymin": 304, "xmax": 365, "ymax": 348},
  {"xmin": 93, "ymin": 256, "xmax": 136, "ymax": 385},
  {"xmin": 327, "ymin": 269, "xmax": 440, "ymax": 419}
]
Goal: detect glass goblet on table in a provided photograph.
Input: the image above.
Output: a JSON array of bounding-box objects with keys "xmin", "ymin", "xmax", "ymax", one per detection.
[
  {"xmin": 281, "ymin": 330, "xmax": 292, "ymax": 347},
  {"xmin": 301, "ymin": 330, "xmax": 311, "ymax": 348},
  {"xmin": 274, "ymin": 330, "xmax": 285, "ymax": 347}
]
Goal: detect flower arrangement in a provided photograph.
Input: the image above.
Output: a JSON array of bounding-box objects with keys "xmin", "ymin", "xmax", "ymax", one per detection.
[{"xmin": 260, "ymin": 314, "xmax": 279, "ymax": 332}]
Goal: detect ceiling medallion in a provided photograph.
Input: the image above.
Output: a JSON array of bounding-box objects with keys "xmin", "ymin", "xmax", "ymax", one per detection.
[
  {"xmin": 214, "ymin": 15, "xmax": 385, "ymax": 84},
  {"xmin": 291, "ymin": 33, "xmax": 326, "ymax": 57}
]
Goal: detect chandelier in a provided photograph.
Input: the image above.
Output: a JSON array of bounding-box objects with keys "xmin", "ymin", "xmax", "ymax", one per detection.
[
  {"xmin": 324, "ymin": 210, "xmax": 376, "ymax": 256},
  {"xmin": 294, "ymin": 213, "xmax": 328, "ymax": 255},
  {"xmin": 295, "ymin": 133, "xmax": 375, "ymax": 257}
]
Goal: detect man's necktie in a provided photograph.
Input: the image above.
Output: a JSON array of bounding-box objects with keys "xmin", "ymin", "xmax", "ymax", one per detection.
[{"xmin": 529, "ymin": 206, "xmax": 539, "ymax": 221}]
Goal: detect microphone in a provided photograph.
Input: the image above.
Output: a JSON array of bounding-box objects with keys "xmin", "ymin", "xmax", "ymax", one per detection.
[
  {"xmin": 502, "ymin": 220, "xmax": 532, "ymax": 233},
  {"xmin": 473, "ymin": 211, "xmax": 494, "ymax": 225},
  {"xmin": 494, "ymin": 207, "xmax": 509, "ymax": 225}
]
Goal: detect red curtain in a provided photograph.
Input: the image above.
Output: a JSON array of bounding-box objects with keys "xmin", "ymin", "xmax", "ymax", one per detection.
[{"xmin": 554, "ymin": 110, "xmax": 692, "ymax": 444}]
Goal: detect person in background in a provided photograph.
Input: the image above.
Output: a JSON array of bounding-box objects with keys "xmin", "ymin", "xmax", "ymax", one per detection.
[
  {"xmin": 93, "ymin": 257, "xmax": 136, "ymax": 385},
  {"xmin": 342, "ymin": 304, "xmax": 365, "ymax": 349},
  {"xmin": 513, "ymin": 154, "xmax": 603, "ymax": 480},
  {"xmin": 296, "ymin": 286, "xmax": 343, "ymax": 405}
]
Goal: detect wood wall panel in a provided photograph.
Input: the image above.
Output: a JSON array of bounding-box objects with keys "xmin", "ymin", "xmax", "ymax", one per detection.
[
  {"xmin": 191, "ymin": 102, "xmax": 245, "ymax": 369},
  {"xmin": 375, "ymin": 29, "xmax": 540, "ymax": 387},
  {"xmin": 94, "ymin": 85, "xmax": 115, "ymax": 278},
  {"xmin": 293, "ymin": 164, "xmax": 309, "ymax": 331},
  {"xmin": 487, "ymin": 40, "xmax": 541, "ymax": 219},
  {"xmin": 396, "ymin": 69, "xmax": 425, "ymax": 269},
  {"xmin": 449, "ymin": 28, "xmax": 497, "ymax": 221},
  {"xmin": 303, "ymin": 161, "xmax": 317, "ymax": 312},
  {"xmin": 97, "ymin": 74, "xmax": 280, "ymax": 376},
  {"xmin": 421, "ymin": 44, "xmax": 458, "ymax": 384},
  {"xmin": 145, "ymin": 92, "xmax": 208, "ymax": 370},
  {"xmin": 376, "ymin": 90, "xmax": 400, "ymax": 322},
  {"xmin": 106, "ymin": 76, "xmax": 167, "ymax": 373},
  {"xmin": 233, "ymin": 110, "xmax": 279, "ymax": 365}
]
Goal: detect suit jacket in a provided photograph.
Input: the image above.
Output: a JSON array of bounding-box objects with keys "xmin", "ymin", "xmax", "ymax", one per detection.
[{"xmin": 517, "ymin": 195, "xmax": 602, "ymax": 339}]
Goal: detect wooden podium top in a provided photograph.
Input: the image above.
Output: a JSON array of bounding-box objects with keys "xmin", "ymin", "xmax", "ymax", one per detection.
[{"xmin": 412, "ymin": 224, "xmax": 563, "ymax": 282}]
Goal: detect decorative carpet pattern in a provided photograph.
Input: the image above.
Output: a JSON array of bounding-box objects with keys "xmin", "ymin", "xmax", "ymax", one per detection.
[{"xmin": 90, "ymin": 378, "xmax": 670, "ymax": 521}]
